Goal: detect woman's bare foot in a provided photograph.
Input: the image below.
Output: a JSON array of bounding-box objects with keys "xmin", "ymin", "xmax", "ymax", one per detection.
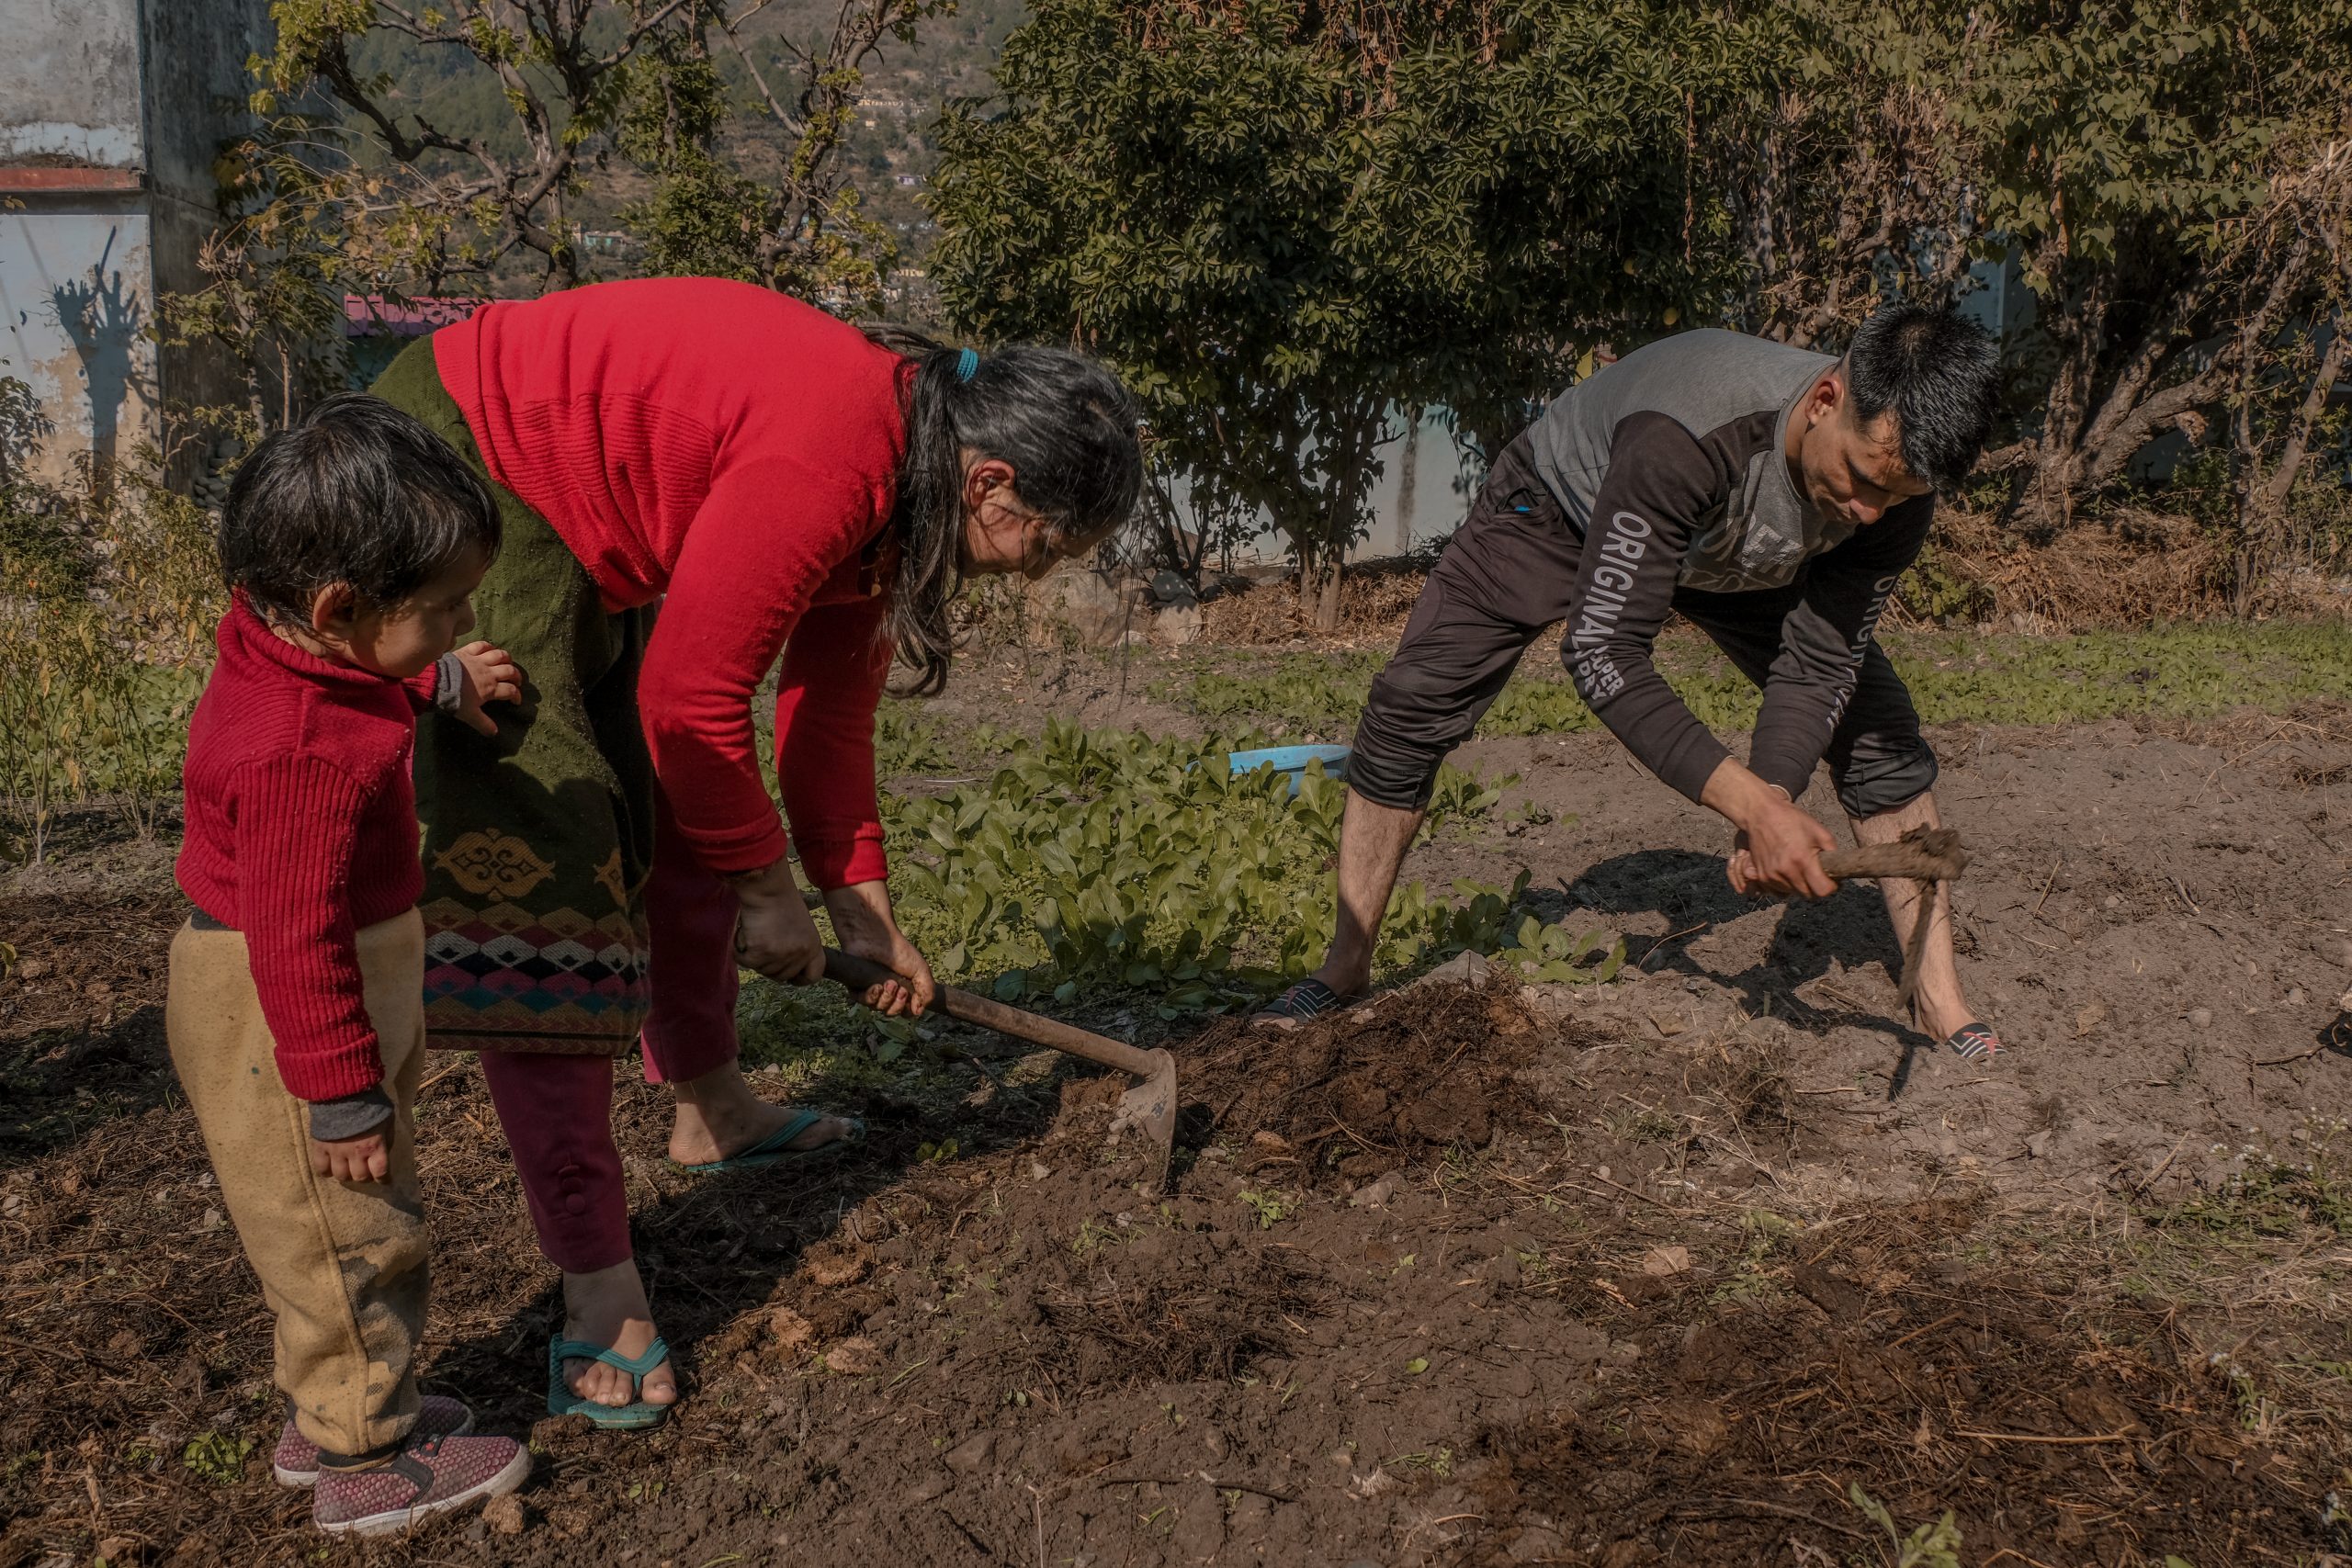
[
  {"xmin": 667, "ymin": 1060, "xmax": 858, "ymax": 1167},
  {"xmin": 560, "ymin": 1260, "xmax": 677, "ymax": 1410}
]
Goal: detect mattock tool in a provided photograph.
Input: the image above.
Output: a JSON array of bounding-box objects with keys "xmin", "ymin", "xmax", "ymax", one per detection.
[
  {"xmin": 821, "ymin": 948, "xmax": 1180, "ymax": 1183},
  {"xmin": 1817, "ymin": 827, "xmax": 1971, "ymax": 1012}
]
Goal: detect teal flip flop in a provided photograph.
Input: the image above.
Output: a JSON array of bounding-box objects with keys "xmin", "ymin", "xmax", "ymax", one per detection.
[
  {"xmin": 547, "ymin": 1335, "xmax": 673, "ymax": 1430},
  {"xmin": 673, "ymin": 1108, "xmax": 865, "ymax": 1176}
]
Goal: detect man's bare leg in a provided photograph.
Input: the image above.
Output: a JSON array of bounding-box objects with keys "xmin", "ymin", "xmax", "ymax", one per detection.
[
  {"xmin": 1307, "ymin": 788, "xmax": 1428, "ymax": 998},
  {"xmin": 1849, "ymin": 790, "xmax": 1979, "ymax": 1040}
]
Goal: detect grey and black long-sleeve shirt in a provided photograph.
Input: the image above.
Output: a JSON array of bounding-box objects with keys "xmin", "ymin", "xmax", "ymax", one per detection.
[{"xmin": 1525, "ymin": 329, "xmax": 1929, "ymax": 803}]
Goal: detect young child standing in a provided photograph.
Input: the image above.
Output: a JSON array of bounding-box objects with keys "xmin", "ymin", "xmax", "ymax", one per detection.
[{"xmin": 168, "ymin": 395, "xmax": 530, "ymax": 1536}]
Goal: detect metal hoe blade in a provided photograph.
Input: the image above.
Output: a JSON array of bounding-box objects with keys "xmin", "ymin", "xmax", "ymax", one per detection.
[{"xmin": 821, "ymin": 948, "xmax": 1182, "ymax": 1180}]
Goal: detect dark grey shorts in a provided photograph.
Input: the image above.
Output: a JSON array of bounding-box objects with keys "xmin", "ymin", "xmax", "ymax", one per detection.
[{"xmin": 1349, "ymin": 434, "xmax": 1937, "ymax": 819}]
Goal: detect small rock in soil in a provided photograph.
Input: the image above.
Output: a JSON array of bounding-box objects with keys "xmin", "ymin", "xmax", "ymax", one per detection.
[
  {"xmin": 481, "ymin": 1494, "xmax": 526, "ymax": 1536},
  {"xmin": 944, "ymin": 1433, "xmax": 994, "ymax": 1473},
  {"xmin": 767, "ymin": 1306, "xmax": 816, "ymax": 1352},
  {"xmin": 2188, "ymin": 1006, "xmax": 2214, "ymax": 1028},
  {"xmin": 1639, "ymin": 1245, "xmax": 1691, "ymax": 1277},
  {"xmin": 803, "ymin": 1242, "xmax": 871, "ymax": 1288},
  {"xmin": 823, "ymin": 1337, "xmax": 882, "ymax": 1374}
]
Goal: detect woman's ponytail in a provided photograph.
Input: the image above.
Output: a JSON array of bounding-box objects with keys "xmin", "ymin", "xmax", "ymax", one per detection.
[{"xmin": 864, "ymin": 325, "xmax": 1144, "ymax": 694}]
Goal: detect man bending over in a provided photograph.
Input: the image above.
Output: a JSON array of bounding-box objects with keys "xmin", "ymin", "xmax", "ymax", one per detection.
[{"xmin": 1257, "ymin": 300, "xmax": 2005, "ymax": 1059}]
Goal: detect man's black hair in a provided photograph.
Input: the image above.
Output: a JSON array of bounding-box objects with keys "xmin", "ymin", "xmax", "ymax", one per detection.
[
  {"xmin": 220, "ymin": 393, "xmax": 502, "ymax": 623},
  {"xmin": 1843, "ymin": 300, "xmax": 2001, "ymax": 491}
]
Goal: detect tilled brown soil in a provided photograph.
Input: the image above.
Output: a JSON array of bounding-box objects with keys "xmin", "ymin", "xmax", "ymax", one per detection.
[{"xmin": 7, "ymin": 712, "xmax": 2352, "ymax": 1566}]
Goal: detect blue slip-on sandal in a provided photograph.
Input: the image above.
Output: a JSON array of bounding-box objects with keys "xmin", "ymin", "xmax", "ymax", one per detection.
[
  {"xmin": 1944, "ymin": 1021, "xmax": 2005, "ymax": 1061},
  {"xmin": 673, "ymin": 1107, "xmax": 865, "ymax": 1176},
  {"xmin": 1251, "ymin": 977, "xmax": 1359, "ymax": 1032},
  {"xmin": 547, "ymin": 1335, "xmax": 673, "ymax": 1430}
]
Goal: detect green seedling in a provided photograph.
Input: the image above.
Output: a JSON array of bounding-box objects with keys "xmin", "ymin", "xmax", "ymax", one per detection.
[
  {"xmin": 182, "ymin": 1432, "xmax": 253, "ymax": 1487},
  {"xmin": 1501, "ymin": 916, "xmax": 1625, "ymax": 986},
  {"xmin": 1847, "ymin": 1482, "xmax": 1962, "ymax": 1568},
  {"xmin": 1238, "ymin": 1190, "xmax": 1291, "ymax": 1229}
]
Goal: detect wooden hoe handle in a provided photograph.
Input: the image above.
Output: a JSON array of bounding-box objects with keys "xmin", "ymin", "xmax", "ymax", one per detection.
[
  {"xmin": 1818, "ymin": 828, "xmax": 1970, "ymax": 884},
  {"xmin": 821, "ymin": 948, "xmax": 1165, "ymax": 1079}
]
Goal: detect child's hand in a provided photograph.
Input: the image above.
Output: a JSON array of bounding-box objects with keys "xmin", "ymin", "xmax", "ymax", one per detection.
[
  {"xmin": 450, "ymin": 640, "xmax": 524, "ymax": 737},
  {"xmin": 310, "ymin": 1129, "xmax": 390, "ymax": 1183}
]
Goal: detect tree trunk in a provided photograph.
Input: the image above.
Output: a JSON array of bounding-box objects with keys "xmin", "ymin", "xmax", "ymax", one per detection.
[
  {"xmin": 1311, "ymin": 553, "xmax": 1343, "ymax": 631},
  {"xmin": 2026, "ymin": 267, "xmax": 2107, "ymax": 520}
]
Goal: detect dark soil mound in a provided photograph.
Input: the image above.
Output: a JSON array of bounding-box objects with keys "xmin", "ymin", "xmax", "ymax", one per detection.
[
  {"xmin": 1183, "ymin": 976, "xmax": 1558, "ymax": 1184},
  {"xmin": 1454, "ymin": 1206, "xmax": 2333, "ymax": 1565}
]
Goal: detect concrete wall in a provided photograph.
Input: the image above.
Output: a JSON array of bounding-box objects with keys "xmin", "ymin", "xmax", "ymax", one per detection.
[
  {"xmin": 141, "ymin": 0, "xmax": 273, "ymax": 215},
  {"xmin": 1211, "ymin": 406, "xmax": 1486, "ymax": 567},
  {"xmin": 0, "ymin": 0, "xmax": 145, "ymax": 168},
  {"xmin": 142, "ymin": 0, "xmax": 277, "ymax": 479},
  {"xmin": 0, "ymin": 208, "xmax": 161, "ymax": 484},
  {"xmin": 0, "ymin": 0, "xmax": 271, "ymax": 483}
]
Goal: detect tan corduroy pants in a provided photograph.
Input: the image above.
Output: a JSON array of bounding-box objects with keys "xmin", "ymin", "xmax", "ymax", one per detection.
[{"xmin": 165, "ymin": 909, "xmax": 430, "ymax": 1458}]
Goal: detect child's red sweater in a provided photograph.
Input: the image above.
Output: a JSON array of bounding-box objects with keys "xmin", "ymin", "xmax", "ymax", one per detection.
[
  {"xmin": 175, "ymin": 602, "xmax": 431, "ymax": 1100},
  {"xmin": 432, "ymin": 276, "xmax": 907, "ymax": 886}
]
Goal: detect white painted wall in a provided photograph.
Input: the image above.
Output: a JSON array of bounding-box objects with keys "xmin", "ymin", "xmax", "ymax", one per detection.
[
  {"xmin": 1362, "ymin": 407, "xmax": 1485, "ymax": 557},
  {"xmin": 1186, "ymin": 405, "xmax": 1487, "ymax": 568},
  {"xmin": 0, "ymin": 211, "xmax": 159, "ymax": 483}
]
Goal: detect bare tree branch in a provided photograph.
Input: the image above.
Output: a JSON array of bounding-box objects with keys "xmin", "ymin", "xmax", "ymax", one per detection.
[{"xmin": 2263, "ymin": 321, "xmax": 2348, "ymax": 505}]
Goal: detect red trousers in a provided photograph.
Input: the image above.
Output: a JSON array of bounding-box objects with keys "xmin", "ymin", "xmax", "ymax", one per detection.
[{"xmin": 479, "ymin": 807, "xmax": 740, "ymax": 1274}]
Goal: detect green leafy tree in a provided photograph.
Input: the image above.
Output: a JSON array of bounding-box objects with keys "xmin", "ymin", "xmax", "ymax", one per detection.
[
  {"xmin": 1738, "ymin": 0, "xmax": 2350, "ymax": 553},
  {"xmin": 1716, "ymin": 1, "xmax": 1984, "ymax": 349},
  {"xmin": 614, "ymin": 0, "xmax": 959, "ymax": 305},
  {"xmin": 248, "ymin": 0, "xmax": 947, "ymax": 304},
  {"xmin": 152, "ymin": 117, "xmax": 356, "ymax": 441},
  {"xmin": 253, "ymin": 0, "xmax": 698, "ymax": 293},
  {"xmin": 931, "ymin": 0, "xmax": 1751, "ymax": 626},
  {"xmin": 1949, "ymin": 0, "xmax": 2352, "ymax": 520}
]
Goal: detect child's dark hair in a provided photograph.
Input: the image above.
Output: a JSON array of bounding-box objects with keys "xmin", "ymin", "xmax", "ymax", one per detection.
[
  {"xmin": 863, "ymin": 328, "xmax": 1143, "ymax": 694},
  {"xmin": 220, "ymin": 393, "xmax": 502, "ymax": 623},
  {"xmin": 1843, "ymin": 300, "xmax": 2002, "ymax": 492}
]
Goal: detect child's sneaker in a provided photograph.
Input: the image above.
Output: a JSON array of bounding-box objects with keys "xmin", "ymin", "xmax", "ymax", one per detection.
[
  {"xmin": 273, "ymin": 1395, "xmax": 473, "ymax": 1487},
  {"xmin": 311, "ymin": 1430, "xmax": 529, "ymax": 1537}
]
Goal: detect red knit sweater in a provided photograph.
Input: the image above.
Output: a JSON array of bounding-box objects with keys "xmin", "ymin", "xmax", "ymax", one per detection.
[
  {"xmin": 433, "ymin": 278, "xmax": 906, "ymax": 885},
  {"xmin": 176, "ymin": 603, "xmax": 434, "ymax": 1100}
]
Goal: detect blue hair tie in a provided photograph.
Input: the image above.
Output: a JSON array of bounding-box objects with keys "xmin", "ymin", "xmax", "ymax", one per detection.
[{"xmin": 955, "ymin": 347, "xmax": 979, "ymax": 383}]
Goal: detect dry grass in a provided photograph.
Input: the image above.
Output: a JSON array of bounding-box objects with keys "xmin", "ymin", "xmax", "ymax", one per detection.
[
  {"xmin": 1200, "ymin": 562, "xmax": 1430, "ymax": 646},
  {"xmin": 1197, "ymin": 508, "xmax": 2350, "ymax": 650}
]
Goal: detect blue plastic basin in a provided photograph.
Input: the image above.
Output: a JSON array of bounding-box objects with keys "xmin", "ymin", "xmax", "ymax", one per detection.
[{"xmin": 1224, "ymin": 744, "xmax": 1351, "ymax": 795}]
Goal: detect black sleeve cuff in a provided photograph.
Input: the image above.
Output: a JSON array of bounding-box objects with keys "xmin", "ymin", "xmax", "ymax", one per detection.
[
  {"xmin": 306, "ymin": 1087, "xmax": 394, "ymax": 1141},
  {"xmin": 433, "ymin": 651, "xmax": 465, "ymax": 715}
]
